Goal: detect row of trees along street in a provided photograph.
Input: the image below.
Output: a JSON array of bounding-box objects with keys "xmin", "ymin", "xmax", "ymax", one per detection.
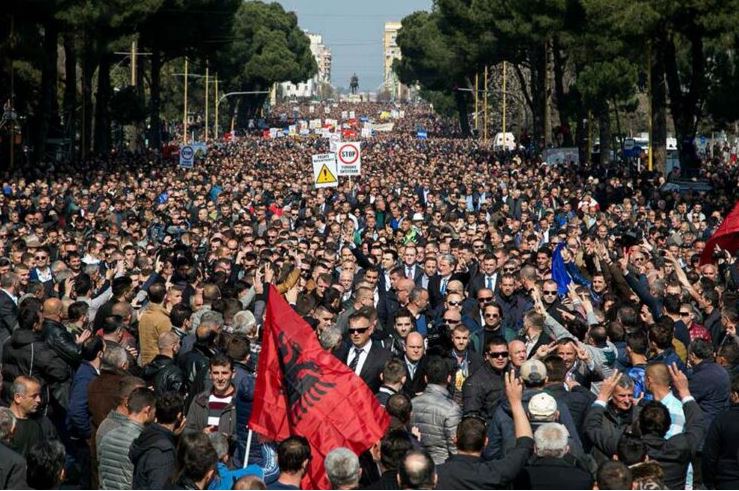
[
  {"xmin": 393, "ymin": 0, "xmax": 739, "ymax": 172},
  {"xmin": 0, "ymin": 0, "xmax": 317, "ymax": 167}
]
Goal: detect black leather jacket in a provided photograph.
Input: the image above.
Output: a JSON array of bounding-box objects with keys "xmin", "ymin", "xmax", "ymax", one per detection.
[
  {"xmin": 42, "ymin": 318, "xmax": 82, "ymax": 368},
  {"xmin": 142, "ymin": 354, "xmax": 186, "ymax": 397}
]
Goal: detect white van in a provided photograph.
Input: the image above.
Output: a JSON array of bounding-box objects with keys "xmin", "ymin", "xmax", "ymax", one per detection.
[{"xmin": 494, "ymin": 132, "xmax": 516, "ymax": 151}]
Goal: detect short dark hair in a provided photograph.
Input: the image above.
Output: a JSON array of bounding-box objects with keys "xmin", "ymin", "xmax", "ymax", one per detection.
[
  {"xmin": 456, "ymin": 417, "xmax": 486, "ymax": 452},
  {"xmin": 424, "ymin": 356, "xmax": 451, "ymax": 385},
  {"xmin": 26, "ymin": 440, "xmax": 66, "ymax": 489},
  {"xmin": 74, "ymin": 273, "xmax": 93, "ymax": 296},
  {"xmin": 689, "ymin": 339, "xmax": 713, "ymax": 360},
  {"xmin": 225, "ymin": 335, "xmax": 251, "ymax": 362},
  {"xmin": 543, "ymin": 355, "xmax": 567, "ymax": 383},
  {"xmin": 115, "ymin": 376, "xmax": 145, "ymax": 408},
  {"xmin": 170, "ymin": 303, "xmax": 193, "ymax": 328},
  {"xmin": 177, "ymin": 432, "xmax": 218, "ymax": 482},
  {"xmin": 209, "ymin": 353, "xmax": 233, "ymax": 370},
  {"xmin": 386, "ymin": 393, "xmax": 412, "ymax": 425},
  {"xmin": 639, "ymin": 401, "xmax": 671, "ymax": 437},
  {"xmin": 626, "ymin": 330, "xmax": 648, "ymax": 355},
  {"xmin": 484, "ymin": 335, "xmax": 508, "ymax": 353},
  {"xmin": 18, "ymin": 297, "xmax": 42, "ymax": 331},
  {"xmin": 102, "ymin": 315, "xmax": 125, "ymax": 335},
  {"xmin": 277, "ymin": 435, "xmax": 311, "ymax": 473},
  {"xmin": 67, "ymin": 301, "xmax": 89, "ymax": 323},
  {"xmin": 380, "ymin": 429, "xmax": 414, "ymax": 471},
  {"xmin": 617, "ymin": 431, "xmax": 647, "ymax": 465},
  {"xmin": 148, "ymin": 282, "xmax": 167, "ymax": 304},
  {"xmin": 80, "ymin": 335, "xmax": 104, "ymax": 361},
  {"xmin": 156, "ymin": 391, "xmax": 184, "ymax": 424},
  {"xmin": 648, "ymin": 318, "xmax": 674, "ymax": 350},
  {"xmin": 382, "ymin": 358, "xmax": 407, "ymax": 386},
  {"xmin": 127, "ymin": 386, "xmax": 156, "ymax": 414},
  {"xmin": 597, "ymin": 461, "xmax": 633, "ymax": 490},
  {"xmin": 398, "ymin": 449, "xmax": 435, "ymax": 489}
]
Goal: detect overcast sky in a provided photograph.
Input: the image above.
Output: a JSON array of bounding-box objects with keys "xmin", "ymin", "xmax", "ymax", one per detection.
[{"xmin": 275, "ymin": 0, "xmax": 432, "ymax": 91}]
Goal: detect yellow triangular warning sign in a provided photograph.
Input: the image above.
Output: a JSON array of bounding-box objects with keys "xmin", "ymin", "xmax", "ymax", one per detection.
[{"xmin": 316, "ymin": 164, "xmax": 337, "ymax": 184}]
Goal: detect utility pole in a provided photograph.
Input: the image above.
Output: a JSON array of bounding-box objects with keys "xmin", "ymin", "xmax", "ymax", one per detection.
[
  {"xmin": 204, "ymin": 62, "xmax": 209, "ymax": 141},
  {"xmin": 183, "ymin": 57, "xmax": 188, "ymax": 144},
  {"xmin": 131, "ymin": 40, "xmax": 137, "ymax": 86},
  {"xmin": 647, "ymin": 45, "xmax": 653, "ymax": 171},
  {"xmin": 474, "ymin": 72, "xmax": 479, "ymax": 132},
  {"xmin": 214, "ymin": 75, "xmax": 219, "ymax": 139},
  {"xmin": 483, "ymin": 65, "xmax": 488, "ymax": 144},
  {"xmin": 9, "ymin": 14, "xmax": 15, "ymax": 170},
  {"xmin": 502, "ymin": 61, "xmax": 507, "ymax": 137}
]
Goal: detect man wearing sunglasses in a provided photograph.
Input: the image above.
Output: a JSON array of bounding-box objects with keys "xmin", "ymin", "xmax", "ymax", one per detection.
[
  {"xmin": 462, "ymin": 336, "xmax": 511, "ymax": 419},
  {"xmin": 336, "ymin": 310, "xmax": 392, "ymax": 392}
]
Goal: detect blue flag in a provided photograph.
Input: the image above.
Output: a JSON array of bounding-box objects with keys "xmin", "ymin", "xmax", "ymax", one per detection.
[{"xmin": 551, "ymin": 242, "xmax": 571, "ymax": 296}]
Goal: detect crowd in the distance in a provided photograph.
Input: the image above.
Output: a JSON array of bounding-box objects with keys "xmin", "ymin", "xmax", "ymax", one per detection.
[{"xmin": 0, "ymin": 101, "xmax": 738, "ymax": 490}]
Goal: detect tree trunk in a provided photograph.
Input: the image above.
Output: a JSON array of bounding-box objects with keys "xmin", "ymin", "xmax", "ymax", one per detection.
[
  {"xmin": 574, "ymin": 88, "xmax": 588, "ymax": 163},
  {"xmin": 552, "ymin": 36, "xmax": 573, "ymax": 146},
  {"xmin": 63, "ymin": 33, "xmax": 77, "ymax": 161},
  {"xmin": 528, "ymin": 47, "xmax": 547, "ymax": 150},
  {"xmin": 149, "ymin": 50, "xmax": 162, "ymax": 150},
  {"xmin": 35, "ymin": 22, "xmax": 59, "ymax": 163},
  {"xmin": 94, "ymin": 53, "xmax": 112, "ymax": 155},
  {"xmin": 454, "ymin": 89, "xmax": 471, "ymax": 137},
  {"xmin": 81, "ymin": 43, "xmax": 96, "ymax": 158},
  {"xmin": 598, "ymin": 104, "xmax": 611, "ymax": 165},
  {"xmin": 651, "ymin": 43, "xmax": 667, "ymax": 175},
  {"xmin": 663, "ymin": 34, "xmax": 703, "ymax": 175}
]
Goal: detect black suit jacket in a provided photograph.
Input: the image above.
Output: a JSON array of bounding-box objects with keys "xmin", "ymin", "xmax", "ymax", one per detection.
[
  {"xmin": 427, "ymin": 273, "xmax": 468, "ymax": 309},
  {"xmin": 336, "ymin": 341, "xmax": 392, "ymax": 393},
  {"xmin": 402, "ymin": 355, "xmax": 428, "ymax": 397},
  {"xmin": 0, "ymin": 290, "xmax": 19, "ymax": 345},
  {"xmin": 401, "ymin": 263, "xmax": 424, "ymax": 283},
  {"xmin": 468, "ymin": 272, "xmax": 499, "ymax": 299}
]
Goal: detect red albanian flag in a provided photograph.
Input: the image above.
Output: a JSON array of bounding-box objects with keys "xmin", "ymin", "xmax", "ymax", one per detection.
[
  {"xmin": 249, "ymin": 285, "xmax": 389, "ymax": 489},
  {"xmin": 700, "ymin": 200, "xmax": 739, "ymax": 266}
]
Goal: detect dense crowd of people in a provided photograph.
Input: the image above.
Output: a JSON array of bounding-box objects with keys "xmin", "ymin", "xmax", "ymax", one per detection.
[{"xmin": 0, "ymin": 101, "xmax": 737, "ymax": 490}]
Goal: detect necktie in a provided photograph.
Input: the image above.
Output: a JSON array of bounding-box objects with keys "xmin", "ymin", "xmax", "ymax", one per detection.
[
  {"xmin": 406, "ymin": 266, "xmax": 412, "ymax": 278},
  {"xmin": 486, "ymin": 276, "xmax": 493, "ymax": 290},
  {"xmin": 441, "ymin": 278, "xmax": 448, "ymax": 295},
  {"xmin": 408, "ymin": 362, "xmax": 417, "ymax": 379},
  {"xmin": 349, "ymin": 347, "xmax": 364, "ymax": 372}
]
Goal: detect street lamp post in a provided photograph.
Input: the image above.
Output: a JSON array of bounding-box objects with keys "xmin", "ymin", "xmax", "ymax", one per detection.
[{"xmin": 214, "ymin": 90, "xmax": 270, "ymax": 139}]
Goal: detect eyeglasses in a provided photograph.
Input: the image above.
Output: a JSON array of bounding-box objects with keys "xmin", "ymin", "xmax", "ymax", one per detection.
[
  {"xmin": 503, "ymin": 267, "xmax": 517, "ymax": 273},
  {"xmin": 477, "ymin": 297, "xmax": 493, "ymax": 303},
  {"xmin": 487, "ymin": 351, "xmax": 509, "ymax": 358},
  {"xmin": 484, "ymin": 313, "xmax": 500, "ymax": 318},
  {"xmin": 679, "ymin": 312, "xmax": 691, "ymax": 317},
  {"xmin": 35, "ymin": 256, "xmax": 47, "ymax": 260},
  {"xmin": 348, "ymin": 327, "xmax": 369, "ymax": 335},
  {"xmin": 633, "ymin": 257, "xmax": 645, "ymax": 262},
  {"xmin": 443, "ymin": 319, "xmax": 461, "ymax": 324},
  {"xmin": 542, "ymin": 290, "xmax": 558, "ymax": 296},
  {"xmin": 447, "ymin": 301, "xmax": 463, "ymax": 307}
]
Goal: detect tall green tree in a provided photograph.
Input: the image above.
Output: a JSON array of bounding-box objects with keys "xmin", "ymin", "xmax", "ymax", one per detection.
[
  {"xmin": 215, "ymin": 1, "xmax": 316, "ymax": 128},
  {"xmin": 139, "ymin": 0, "xmax": 240, "ymax": 148},
  {"xmin": 394, "ymin": 10, "xmax": 472, "ymax": 135}
]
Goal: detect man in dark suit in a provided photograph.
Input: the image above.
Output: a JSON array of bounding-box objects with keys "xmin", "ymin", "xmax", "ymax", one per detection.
[
  {"xmin": 416, "ymin": 256, "xmax": 437, "ymax": 289},
  {"xmin": 401, "ymin": 245, "xmax": 424, "ymax": 283},
  {"xmin": 336, "ymin": 310, "xmax": 392, "ymax": 392},
  {"xmin": 427, "ymin": 254, "xmax": 468, "ymax": 310},
  {"xmin": 0, "ymin": 272, "xmax": 20, "ymax": 346},
  {"xmin": 468, "ymin": 254, "xmax": 499, "ymax": 299},
  {"xmin": 401, "ymin": 332, "xmax": 428, "ymax": 397}
]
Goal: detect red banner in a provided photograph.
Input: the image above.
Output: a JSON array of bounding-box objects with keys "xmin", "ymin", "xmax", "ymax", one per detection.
[
  {"xmin": 249, "ymin": 286, "xmax": 389, "ymax": 489},
  {"xmin": 700, "ymin": 201, "xmax": 739, "ymax": 265}
]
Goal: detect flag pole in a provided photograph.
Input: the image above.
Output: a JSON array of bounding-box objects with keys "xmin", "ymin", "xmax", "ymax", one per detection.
[{"xmin": 243, "ymin": 428, "xmax": 254, "ymax": 468}]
